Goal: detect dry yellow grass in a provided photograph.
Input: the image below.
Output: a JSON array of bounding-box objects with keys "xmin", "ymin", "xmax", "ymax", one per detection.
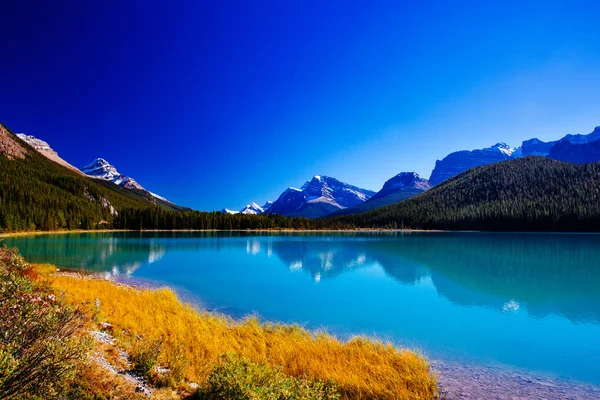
[{"xmin": 47, "ymin": 274, "xmax": 438, "ymax": 400}]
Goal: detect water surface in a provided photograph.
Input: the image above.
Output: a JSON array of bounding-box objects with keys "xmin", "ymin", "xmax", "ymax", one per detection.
[{"xmin": 5, "ymin": 231, "xmax": 600, "ymax": 384}]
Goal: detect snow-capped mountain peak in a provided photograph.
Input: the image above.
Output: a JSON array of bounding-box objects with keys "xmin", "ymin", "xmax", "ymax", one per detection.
[
  {"xmin": 266, "ymin": 175, "xmax": 376, "ymax": 218},
  {"xmin": 489, "ymin": 143, "xmax": 518, "ymax": 157},
  {"xmin": 82, "ymin": 158, "xmax": 123, "ymax": 181},
  {"xmin": 240, "ymin": 202, "xmax": 265, "ymax": 215},
  {"xmin": 221, "ymin": 200, "xmax": 274, "ymax": 215},
  {"xmin": 82, "ymin": 158, "xmax": 145, "ymax": 191}
]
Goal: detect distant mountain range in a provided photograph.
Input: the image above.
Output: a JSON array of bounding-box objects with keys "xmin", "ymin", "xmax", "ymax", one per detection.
[
  {"xmin": 429, "ymin": 126, "xmax": 600, "ymax": 185},
  {"xmin": 222, "ymin": 126, "xmax": 600, "ymax": 219}
]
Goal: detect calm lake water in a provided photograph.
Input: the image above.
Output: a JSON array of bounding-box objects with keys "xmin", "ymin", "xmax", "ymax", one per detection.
[{"xmin": 4, "ymin": 232, "xmax": 600, "ymax": 384}]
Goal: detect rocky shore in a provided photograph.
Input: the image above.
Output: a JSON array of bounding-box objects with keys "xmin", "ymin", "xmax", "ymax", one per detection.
[{"xmin": 434, "ymin": 360, "xmax": 600, "ymax": 400}]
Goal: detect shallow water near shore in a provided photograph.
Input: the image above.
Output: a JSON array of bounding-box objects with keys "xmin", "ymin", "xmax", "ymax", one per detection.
[{"xmin": 5, "ymin": 231, "xmax": 600, "ymax": 386}]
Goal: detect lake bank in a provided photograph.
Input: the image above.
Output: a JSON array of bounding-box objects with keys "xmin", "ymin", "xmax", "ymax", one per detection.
[
  {"xmin": 0, "ymin": 227, "xmax": 446, "ymax": 238},
  {"xmin": 63, "ymin": 269, "xmax": 600, "ymax": 400},
  {"xmin": 45, "ymin": 268, "xmax": 438, "ymax": 399}
]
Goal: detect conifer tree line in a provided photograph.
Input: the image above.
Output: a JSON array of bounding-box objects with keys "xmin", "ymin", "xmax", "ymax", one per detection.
[
  {"xmin": 112, "ymin": 208, "xmax": 342, "ymax": 230},
  {"xmin": 327, "ymin": 157, "xmax": 600, "ymax": 231}
]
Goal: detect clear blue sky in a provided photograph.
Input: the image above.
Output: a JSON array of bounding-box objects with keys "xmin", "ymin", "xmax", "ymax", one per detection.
[{"xmin": 2, "ymin": 0, "xmax": 600, "ymax": 210}]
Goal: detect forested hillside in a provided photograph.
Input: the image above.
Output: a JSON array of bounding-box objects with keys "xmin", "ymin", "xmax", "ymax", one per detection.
[
  {"xmin": 327, "ymin": 157, "xmax": 600, "ymax": 231},
  {"xmin": 0, "ymin": 123, "xmax": 170, "ymax": 231}
]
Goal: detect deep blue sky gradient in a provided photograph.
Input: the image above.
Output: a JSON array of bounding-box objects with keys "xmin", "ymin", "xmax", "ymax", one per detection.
[{"xmin": 2, "ymin": 1, "xmax": 600, "ymax": 210}]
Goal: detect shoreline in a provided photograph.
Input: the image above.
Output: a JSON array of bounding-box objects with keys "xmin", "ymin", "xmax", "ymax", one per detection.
[
  {"xmin": 0, "ymin": 228, "xmax": 445, "ymax": 238},
  {"xmin": 61, "ymin": 270, "xmax": 600, "ymax": 400}
]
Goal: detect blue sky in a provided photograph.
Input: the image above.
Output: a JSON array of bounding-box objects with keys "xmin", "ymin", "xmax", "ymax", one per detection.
[{"xmin": 2, "ymin": 0, "xmax": 600, "ymax": 210}]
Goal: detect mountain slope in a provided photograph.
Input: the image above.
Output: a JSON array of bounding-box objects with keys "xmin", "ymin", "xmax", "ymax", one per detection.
[
  {"xmin": 429, "ymin": 143, "xmax": 517, "ymax": 185},
  {"xmin": 548, "ymin": 139, "xmax": 600, "ymax": 164},
  {"xmin": 240, "ymin": 202, "xmax": 267, "ymax": 214},
  {"xmin": 82, "ymin": 158, "xmax": 144, "ymax": 190},
  {"xmin": 16, "ymin": 133, "xmax": 83, "ymax": 175},
  {"xmin": 266, "ymin": 176, "xmax": 376, "ymax": 218},
  {"xmin": 332, "ymin": 172, "xmax": 432, "ymax": 215},
  {"xmin": 0, "ymin": 123, "xmax": 167, "ymax": 231},
  {"xmin": 82, "ymin": 158, "xmax": 181, "ymax": 211},
  {"xmin": 328, "ymin": 157, "xmax": 600, "ymax": 231},
  {"xmin": 428, "ymin": 126, "xmax": 600, "ymax": 186}
]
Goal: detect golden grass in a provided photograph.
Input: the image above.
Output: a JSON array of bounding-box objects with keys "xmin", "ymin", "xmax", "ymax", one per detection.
[{"xmin": 47, "ymin": 274, "xmax": 437, "ymax": 400}]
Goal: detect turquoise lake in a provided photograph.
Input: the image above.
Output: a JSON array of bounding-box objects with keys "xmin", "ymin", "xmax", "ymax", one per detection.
[{"xmin": 4, "ymin": 232, "xmax": 600, "ymax": 385}]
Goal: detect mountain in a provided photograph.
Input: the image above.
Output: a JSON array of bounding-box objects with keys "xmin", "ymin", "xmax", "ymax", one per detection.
[
  {"xmin": 82, "ymin": 158, "xmax": 145, "ymax": 190},
  {"xmin": 266, "ymin": 176, "xmax": 376, "ymax": 218},
  {"xmin": 240, "ymin": 202, "xmax": 267, "ymax": 215},
  {"xmin": 520, "ymin": 138, "xmax": 557, "ymax": 156},
  {"xmin": 548, "ymin": 139, "xmax": 600, "ymax": 164},
  {"xmin": 332, "ymin": 172, "xmax": 432, "ymax": 216},
  {"xmin": 561, "ymin": 126, "xmax": 600, "ymax": 145},
  {"xmin": 221, "ymin": 201, "xmax": 273, "ymax": 215},
  {"xmin": 429, "ymin": 126, "xmax": 600, "ymax": 185},
  {"xmin": 429, "ymin": 143, "xmax": 518, "ymax": 186},
  {"xmin": 221, "ymin": 208, "xmax": 239, "ymax": 215},
  {"xmin": 329, "ymin": 157, "xmax": 600, "ymax": 231},
  {"xmin": 0, "ymin": 122, "xmax": 171, "ymax": 231},
  {"xmin": 16, "ymin": 134, "xmax": 83, "ymax": 175},
  {"xmin": 82, "ymin": 158, "xmax": 178, "ymax": 209}
]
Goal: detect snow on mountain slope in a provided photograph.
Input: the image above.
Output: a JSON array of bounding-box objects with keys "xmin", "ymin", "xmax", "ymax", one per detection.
[
  {"xmin": 240, "ymin": 202, "xmax": 266, "ymax": 214},
  {"xmin": 16, "ymin": 133, "xmax": 84, "ymax": 174},
  {"xmin": 82, "ymin": 158, "xmax": 173, "ymax": 203},
  {"xmin": 221, "ymin": 200, "xmax": 273, "ymax": 215},
  {"xmin": 82, "ymin": 158, "xmax": 145, "ymax": 190},
  {"xmin": 266, "ymin": 176, "xmax": 376, "ymax": 218}
]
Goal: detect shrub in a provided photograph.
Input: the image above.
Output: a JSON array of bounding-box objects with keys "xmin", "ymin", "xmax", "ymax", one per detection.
[
  {"xmin": 130, "ymin": 338, "xmax": 163, "ymax": 380},
  {"xmin": 0, "ymin": 246, "xmax": 87, "ymax": 399},
  {"xmin": 196, "ymin": 353, "xmax": 340, "ymax": 400}
]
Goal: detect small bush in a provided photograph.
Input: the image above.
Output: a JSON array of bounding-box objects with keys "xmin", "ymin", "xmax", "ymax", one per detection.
[
  {"xmin": 0, "ymin": 246, "xmax": 87, "ymax": 399},
  {"xmin": 130, "ymin": 337, "xmax": 163, "ymax": 380},
  {"xmin": 196, "ymin": 353, "xmax": 340, "ymax": 400}
]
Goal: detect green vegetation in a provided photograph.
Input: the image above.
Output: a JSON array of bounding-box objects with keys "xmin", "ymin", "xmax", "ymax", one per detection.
[
  {"xmin": 0, "ymin": 123, "xmax": 179, "ymax": 232},
  {"xmin": 196, "ymin": 354, "xmax": 340, "ymax": 400},
  {"xmin": 0, "ymin": 246, "xmax": 87, "ymax": 399},
  {"xmin": 327, "ymin": 157, "xmax": 600, "ymax": 231},
  {"xmin": 113, "ymin": 208, "xmax": 336, "ymax": 230}
]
